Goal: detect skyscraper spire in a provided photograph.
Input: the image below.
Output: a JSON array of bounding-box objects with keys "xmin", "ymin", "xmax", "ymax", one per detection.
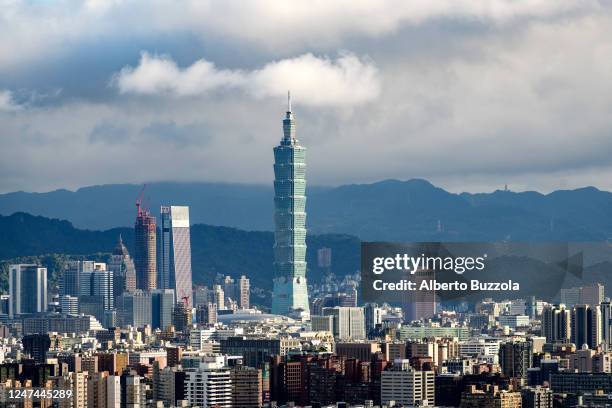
[{"xmin": 283, "ymin": 92, "xmax": 296, "ymax": 142}]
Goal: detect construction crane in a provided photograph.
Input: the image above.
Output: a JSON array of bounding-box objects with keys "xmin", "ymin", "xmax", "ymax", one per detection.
[
  {"xmin": 181, "ymin": 295, "xmax": 190, "ymax": 307},
  {"xmin": 136, "ymin": 184, "xmax": 147, "ymax": 216}
]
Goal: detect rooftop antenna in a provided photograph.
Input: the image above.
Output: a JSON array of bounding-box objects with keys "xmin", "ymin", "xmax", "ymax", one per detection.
[{"xmin": 287, "ymin": 90, "xmax": 291, "ymax": 112}]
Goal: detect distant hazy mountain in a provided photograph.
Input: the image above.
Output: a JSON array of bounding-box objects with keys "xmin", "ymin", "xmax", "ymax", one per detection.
[
  {"xmin": 1, "ymin": 179, "xmax": 611, "ymax": 241},
  {"xmin": 0, "ymin": 182, "xmax": 276, "ymax": 231},
  {"xmin": 0, "ymin": 212, "xmax": 359, "ymax": 290}
]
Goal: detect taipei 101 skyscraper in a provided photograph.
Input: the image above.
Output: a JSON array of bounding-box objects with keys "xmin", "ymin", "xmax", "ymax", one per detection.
[{"xmin": 271, "ymin": 93, "xmax": 310, "ymax": 317}]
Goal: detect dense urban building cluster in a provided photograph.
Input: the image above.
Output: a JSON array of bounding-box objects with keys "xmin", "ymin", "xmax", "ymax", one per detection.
[{"xmin": 1, "ymin": 101, "xmax": 610, "ymax": 408}]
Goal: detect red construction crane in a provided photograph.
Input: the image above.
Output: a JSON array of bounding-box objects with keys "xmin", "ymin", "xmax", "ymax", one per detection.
[
  {"xmin": 136, "ymin": 184, "xmax": 147, "ymax": 216},
  {"xmin": 181, "ymin": 295, "xmax": 190, "ymax": 307}
]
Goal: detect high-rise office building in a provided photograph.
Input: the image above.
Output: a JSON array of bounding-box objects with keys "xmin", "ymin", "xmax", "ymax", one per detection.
[
  {"xmin": 271, "ymin": 94, "xmax": 310, "ymax": 317},
  {"xmin": 317, "ymin": 247, "xmax": 332, "ymax": 269},
  {"xmin": 231, "ymin": 365, "xmax": 263, "ymax": 408},
  {"xmin": 311, "ymin": 315, "xmax": 334, "ymax": 333},
  {"xmin": 151, "ymin": 289, "xmax": 174, "ymax": 330},
  {"xmin": 322, "ymin": 306, "xmax": 366, "ymax": 340},
  {"xmin": 521, "ymin": 386, "xmax": 553, "ymax": 408},
  {"xmin": 238, "ymin": 275, "xmax": 250, "ymax": 309},
  {"xmin": 107, "ymin": 235, "xmax": 137, "ymax": 299},
  {"xmin": 134, "ymin": 201, "xmax": 157, "ymax": 291},
  {"xmin": 60, "ymin": 295, "xmax": 79, "ymax": 315},
  {"xmin": 561, "ymin": 284, "xmax": 605, "ymax": 308},
  {"xmin": 9, "ymin": 264, "xmax": 47, "ymax": 318},
  {"xmin": 542, "ymin": 304, "xmax": 571, "ymax": 343},
  {"xmin": 364, "ymin": 303, "xmax": 384, "ymax": 335},
  {"xmin": 116, "ymin": 290, "xmax": 152, "ymax": 328},
  {"xmin": 223, "ymin": 276, "xmax": 236, "ymax": 301},
  {"xmin": 193, "ymin": 286, "xmax": 210, "ymax": 307},
  {"xmin": 0, "ymin": 294, "xmax": 9, "ymax": 315},
  {"xmin": 220, "ymin": 337, "xmax": 301, "ymax": 369},
  {"xmin": 572, "ymin": 304, "xmax": 602, "ymax": 349},
  {"xmin": 92, "ymin": 269, "xmax": 114, "ymax": 311},
  {"xmin": 499, "ymin": 341, "xmax": 532, "ymax": 379},
  {"xmin": 79, "ymin": 295, "xmax": 106, "ymax": 326},
  {"xmin": 196, "ymin": 303, "xmax": 218, "ymax": 325},
  {"xmin": 213, "ymin": 285, "xmax": 225, "ymax": 310},
  {"xmin": 78, "ymin": 262, "xmax": 107, "ymax": 295},
  {"xmin": 402, "ymin": 268, "xmax": 436, "ymax": 322},
  {"xmin": 560, "ymin": 287, "xmax": 582, "ymax": 308},
  {"xmin": 62, "ymin": 260, "xmax": 94, "ymax": 297},
  {"xmin": 601, "ymin": 300, "xmax": 612, "ymax": 348},
  {"xmin": 184, "ymin": 357, "xmax": 232, "ymax": 408},
  {"xmin": 159, "ymin": 205, "xmax": 194, "ymax": 307},
  {"xmin": 77, "ymin": 264, "xmax": 113, "ymax": 325},
  {"xmin": 380, "ymin": 360, "xmax": 435, "ymax": 406},
  {"xmin": 582, "ymin": 283, "xmax": 605, "ymax": 306}
]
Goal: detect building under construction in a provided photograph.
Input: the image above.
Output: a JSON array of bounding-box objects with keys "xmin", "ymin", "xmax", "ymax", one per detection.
[{"xmin": 134, "ymin": 188, "xmax": 157, "ymax": 291}]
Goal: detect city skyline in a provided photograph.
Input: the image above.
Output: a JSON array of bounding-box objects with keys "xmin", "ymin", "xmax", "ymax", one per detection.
[{"xmin": 2, "ymin": 2, "xmax": 612, "ymax": 407}]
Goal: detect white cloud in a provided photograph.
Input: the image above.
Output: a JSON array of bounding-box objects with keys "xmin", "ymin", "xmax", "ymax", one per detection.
[
  {"xmin": 113, "ymin": 52, "xmax": 245, "ymax": 96},
  {"xmin": 179, "ymin": 0, "xmax": 599, "ymax": 47},
  {"xmin": 114, "ymin": 52, "xmax": 380, "ymax": 107},
  {"xmin": 0, "ymin": 0, "xmax": 602, "ymax": 69},
  {"xmin": 0, "ymin": 90, "xmax": 21, "ymax": 112}
]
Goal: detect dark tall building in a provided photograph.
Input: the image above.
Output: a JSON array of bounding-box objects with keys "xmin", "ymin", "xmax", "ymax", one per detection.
[
  {"xmin": 172, "ymin": 302, "xmax": 192, "ymax": 332},
  {"xmin": 151, "ymin": 289, "xmax": 174, "ymax": 330},
  {"xmin": 134, "ymin": 201, "xmax": 157, "ymax": 291},
  {"xmin": 499, "ymin": 341, "xmax": 532, "ymax": 379},
  {"xmin": 221, "ymin": 337, "xmax": 283, "ymax": 369},
  {"xmin": 542, "ymin": 304, "xmax": 571, "ymax": 343},
  {"xmin": 551, "ymin": 372, "xmax": 612, "ymax": 394},
  {"xmin": 521, "ymin": 386, "xmax": 553, "ymax": 408},
  {"xmin": 309, "ymin": 365, "xmax": 338, "ymax": 406},
  {"xmin": 231, "ymin": 365, "xmax": 263, "ymax": 408},
  {"xmin": 61, "ymin": 260, "xmax": 92, "ymax": 297},
  {"xmin": 22, "ymin": 334, "xmax": 51, "ymax": 364},
  {"xmin": 166, "ymin": 346, "xmax": 183, "ymax": 368},
  {"xmin": 97, "ymin": 352, "xmax": 128, "ymax": 375},
  {"xmin": 571, "ymin": 304, "xmax": 602, "ymax": 349},
  {"xmin": 196, "ymin": 303, "xmax": 217, "ymax": 325}
]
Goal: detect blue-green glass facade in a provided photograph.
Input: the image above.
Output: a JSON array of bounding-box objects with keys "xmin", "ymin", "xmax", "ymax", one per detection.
[{"xmin": 271, "ymin": 105, "xmax": 310, "ymax": 317}]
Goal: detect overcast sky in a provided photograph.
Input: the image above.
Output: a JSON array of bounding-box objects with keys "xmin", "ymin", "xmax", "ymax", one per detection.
[{"xmin": 1, "ymin": 0, "xmax": 612, "ymax": 194}]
